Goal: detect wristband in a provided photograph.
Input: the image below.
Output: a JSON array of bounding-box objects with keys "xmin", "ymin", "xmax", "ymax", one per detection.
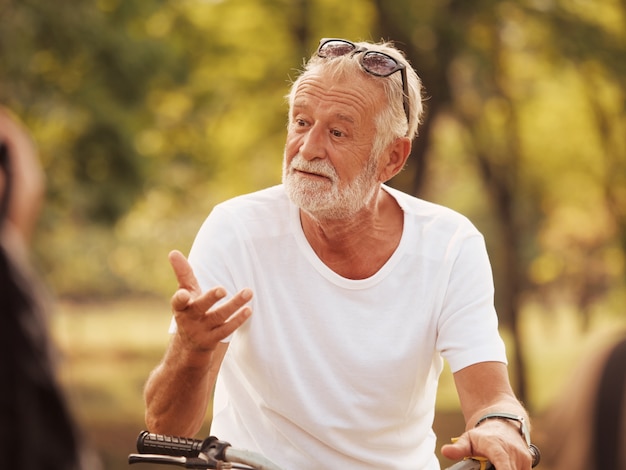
[{"xmin": 475, "ymin": 412, "xmax": 531, "ymax": 446}]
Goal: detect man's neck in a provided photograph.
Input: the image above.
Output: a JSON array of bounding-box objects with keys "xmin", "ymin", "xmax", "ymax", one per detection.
[{"xmin": 299, "ymin": 188, "xmax": 404, "ymax": 279}]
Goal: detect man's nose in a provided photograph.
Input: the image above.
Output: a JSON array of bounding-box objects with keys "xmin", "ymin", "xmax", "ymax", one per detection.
[{"xmin": 299, "ymin": 124, "xmax": 327, "ymax": 161}]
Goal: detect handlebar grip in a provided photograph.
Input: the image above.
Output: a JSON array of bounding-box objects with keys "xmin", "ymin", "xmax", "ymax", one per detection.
[{"xmin": 136, "ymin": 430, "xmax": 205, "ymax": 457}]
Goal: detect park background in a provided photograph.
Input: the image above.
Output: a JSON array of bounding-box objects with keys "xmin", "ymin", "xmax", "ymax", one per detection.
[{"xmin": 2, "ymin": 0, "xmax": 625, "ymax": 468}]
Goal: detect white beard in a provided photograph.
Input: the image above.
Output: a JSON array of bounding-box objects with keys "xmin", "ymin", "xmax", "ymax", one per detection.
[{"xmin": 282, "ymin": 153, "xmax": 380, "ymax": 220}]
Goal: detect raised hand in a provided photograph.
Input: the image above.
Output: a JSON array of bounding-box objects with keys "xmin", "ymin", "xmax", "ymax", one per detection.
[{"xmin": 168, "ymin": 249, "xmax": 253, "ymax": 353}]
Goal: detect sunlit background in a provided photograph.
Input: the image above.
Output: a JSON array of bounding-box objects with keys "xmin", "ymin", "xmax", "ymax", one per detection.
[{"xmin": 2, "ymin": 0, "xmax": 625, "ymax": 468}]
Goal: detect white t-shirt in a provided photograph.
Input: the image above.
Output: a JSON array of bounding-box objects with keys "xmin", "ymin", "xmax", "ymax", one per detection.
[{"xmin": 186, "ymin": 184, "xmax": 507, "ymax": 470}]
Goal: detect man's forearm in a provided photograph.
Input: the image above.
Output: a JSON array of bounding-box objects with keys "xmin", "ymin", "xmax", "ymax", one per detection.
[{"xmin": 144, "ymin": 337, "xmax": 223, "ymax": 436}]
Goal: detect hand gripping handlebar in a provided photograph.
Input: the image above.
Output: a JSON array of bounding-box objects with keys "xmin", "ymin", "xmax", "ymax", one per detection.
[{"xmin": 445, "ymin": 443, "xmax": 541, "ymax": 469}]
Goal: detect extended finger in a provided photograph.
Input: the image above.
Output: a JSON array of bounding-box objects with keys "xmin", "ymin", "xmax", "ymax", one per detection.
[
  {"xmin": 200, "ymin": 288, "xmax": 253, "ymax": 327},
  {"xmin": 175, "ymin": 287, "xmax": 253, "ymax": 331},
  {"xmin": 207, "ymin": 304, "xmax": 253, "ymax": 342},
  {"xmin": 172, "ymin": 285, "xmax": 227, "ymax": 316},
  {"xmin": 173, "ymin": 289, "xmax": 253, "ymax": 352},
  {"xmin": 169, "ymin": 250, "xmax": 201, "ymax": 293}
]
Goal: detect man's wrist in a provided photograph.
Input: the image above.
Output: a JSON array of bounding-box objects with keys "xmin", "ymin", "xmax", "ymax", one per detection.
[{"xmin": 474, "ymin": 412, "xmax": 531, "ymax": 446}]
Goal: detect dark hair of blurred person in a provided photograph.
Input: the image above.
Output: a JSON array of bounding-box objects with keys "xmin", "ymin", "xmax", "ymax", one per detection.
[{"xmin": 0, "ymin": 107, "xmax": 96, "ymax": 470}]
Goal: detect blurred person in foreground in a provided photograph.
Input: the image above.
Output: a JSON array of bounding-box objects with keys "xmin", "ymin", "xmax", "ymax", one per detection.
[
  {"xmin": 144, "ymin": 38, "xmax": 537, "ymax": 469},
  {"xmin": 0, "ymin": 107, "xmax": 92, "ymax": 470},
  {"xmin": 538, "ymin": 333, "xmax": 626, "ymax": 470}
]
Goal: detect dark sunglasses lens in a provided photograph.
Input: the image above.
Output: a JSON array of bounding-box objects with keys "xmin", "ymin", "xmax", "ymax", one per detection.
[
  {"xmin": 319, "ymin": 41, "xmax": 355, "ymax": 58},
  {"xmin": 362, "ymin": 52, "xmax": 399, "ymax": 76}
]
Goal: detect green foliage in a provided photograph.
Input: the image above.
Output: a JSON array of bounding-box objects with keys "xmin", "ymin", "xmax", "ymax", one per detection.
[{"xmin": 1, "ymin": 0, "xmax": 624, "ymax": 327}]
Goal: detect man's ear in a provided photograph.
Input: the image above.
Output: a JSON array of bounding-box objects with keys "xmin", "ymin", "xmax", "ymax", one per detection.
[{"xmin": 379, "ymin": 137, "xmax": 412, "ymax": 182}]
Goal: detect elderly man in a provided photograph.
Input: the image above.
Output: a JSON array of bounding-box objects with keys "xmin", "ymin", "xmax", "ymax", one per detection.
[{"xmin": 144, "ymin": 38, "xmax": 534, "ymax": 469}]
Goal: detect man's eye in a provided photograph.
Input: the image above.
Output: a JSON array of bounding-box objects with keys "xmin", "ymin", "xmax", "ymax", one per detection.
[
  {"xmin": 330, "ymin": 129, "xmax": 344, "ymax": 137},
  {"xmin": 295, "ymin": 119, "xmax": 307, "ymax": 127}
]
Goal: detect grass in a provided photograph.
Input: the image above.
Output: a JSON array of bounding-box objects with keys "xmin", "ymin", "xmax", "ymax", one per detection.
[
  {"xmin": 53, "ymin": 298, "xmax": 171, "ymax": 425},
  {"xmin": 50, "ymin": 297, "xmax": 626, "ymax": 469}
]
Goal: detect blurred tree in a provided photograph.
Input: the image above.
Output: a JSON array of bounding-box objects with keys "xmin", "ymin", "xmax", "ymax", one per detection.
[
  {"xmin": 0, "ymin": 0, "xmax": 174, "ymax": 224},
  {"xmin": 540, "ymin": 3, "xmax": 626, "ymax": 330}
]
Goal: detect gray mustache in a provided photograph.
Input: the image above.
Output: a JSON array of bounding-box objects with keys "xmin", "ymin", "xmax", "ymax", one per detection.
[{"xmin": 289, "ymin": 155, "xmax": 337, "ymax": 180}]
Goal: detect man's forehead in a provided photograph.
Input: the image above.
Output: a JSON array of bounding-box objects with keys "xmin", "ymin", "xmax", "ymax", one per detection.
[
  {"xmin": 292, "ymin": 97, "xmax": 356, "ymax": 124},
  {"xmin": 294, "ymin": 72, "xmax": 380, "ymax": 104}
]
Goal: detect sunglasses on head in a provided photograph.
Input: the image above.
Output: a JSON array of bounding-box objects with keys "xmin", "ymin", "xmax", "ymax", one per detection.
[{"xmin": 316, "ymin": 38, "xmax": 410, "ymax": 127}]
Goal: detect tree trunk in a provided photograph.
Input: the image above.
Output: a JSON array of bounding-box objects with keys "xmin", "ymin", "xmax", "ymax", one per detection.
[{"xmin": 474, "ymin": 151, "xmax": 529, "ymax": 405}]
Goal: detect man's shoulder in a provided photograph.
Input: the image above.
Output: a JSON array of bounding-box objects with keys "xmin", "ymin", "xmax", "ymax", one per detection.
[
  {"xmin": 385, "ymin": 185, "xmax": 476, "ymax": 229},
  {"xmin": 210, "ymin": 185, "xmax": 291, "ymax": 230},
  {"xmin": 216, "ymin": 185, "xmax": 289, "ymax": 211}
]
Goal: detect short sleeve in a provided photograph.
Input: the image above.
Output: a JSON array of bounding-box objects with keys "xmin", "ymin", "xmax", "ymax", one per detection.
[{"xmin": 436, "ymin": 232, "xmax": 507, "ymax": 372}]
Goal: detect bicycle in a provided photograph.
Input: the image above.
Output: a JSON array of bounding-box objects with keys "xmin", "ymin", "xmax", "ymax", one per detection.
[{"xmin": 128, "ymin": 430, "xmax": 540, "ymax": 469}]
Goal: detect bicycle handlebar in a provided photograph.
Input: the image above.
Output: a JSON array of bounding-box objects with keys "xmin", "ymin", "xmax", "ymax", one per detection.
[
  {"xmin": 129, "ymin": 430, "xmax": 284, "ymax": 469},
  {"xmin": 129, "ymin": 431, "xmax": 540, "ymax": 469}
]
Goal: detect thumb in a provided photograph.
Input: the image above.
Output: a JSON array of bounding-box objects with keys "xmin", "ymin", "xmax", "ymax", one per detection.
[
  {"xmin": 171, "ymin": 288, "xmax": 192, "ymax": 312},
  {"xmin": 441, "ymin": 433, "xmax": 473, "ymax": 461}
]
